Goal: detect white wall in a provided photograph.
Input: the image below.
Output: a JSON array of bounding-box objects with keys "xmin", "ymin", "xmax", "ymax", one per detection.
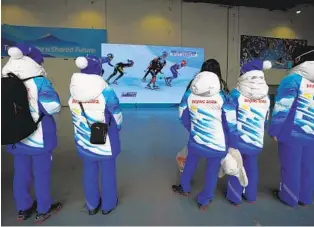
[{"xmin": 2, "ymin": 0, "xmax": 314, "ymax": 105}]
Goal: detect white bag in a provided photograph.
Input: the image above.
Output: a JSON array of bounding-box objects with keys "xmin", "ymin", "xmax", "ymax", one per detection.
[{"xmin": 218, "ymin": 148, "xmax": 249, "ymax": 187}]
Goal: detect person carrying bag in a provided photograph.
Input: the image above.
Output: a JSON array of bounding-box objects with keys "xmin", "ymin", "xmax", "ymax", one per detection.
[{"xmin": 69, "ymin": 55, "xmax": 123, "ymax": 216}]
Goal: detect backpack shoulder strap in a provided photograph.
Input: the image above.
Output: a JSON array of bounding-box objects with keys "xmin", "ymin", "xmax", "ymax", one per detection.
[
  {"xmin": 79, "ymin": 102, "xmax": 91, "ymax": 129},
  {"xmin": 21, "ymin": 75, "xmax": 46, "ymax": 125},
  {"xmin": 36, "ymin": 114, "xmax": 45, "ymax": 125},
  {"xmin": 22, "ymin": 75, "xmax": 44, "ymax": 82}
]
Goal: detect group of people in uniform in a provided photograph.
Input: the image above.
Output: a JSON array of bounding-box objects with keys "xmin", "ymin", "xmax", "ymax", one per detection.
[{"xmin": 1, "ymin": 42, "xmax": 313, "ymax": 224}]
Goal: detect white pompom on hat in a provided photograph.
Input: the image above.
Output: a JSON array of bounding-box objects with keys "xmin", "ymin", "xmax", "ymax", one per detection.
[
  {"xmin": 75, "ymin": 57, "xmax": 88, "ymax": 69},
  {"xmin": 8, "ymin": 47, "xmax": 23, "ymax": 59},
  {"xmin": 263, "ymin": 60, "xmax": 272, "ymax": 70},
  {"xmin": 75, "ymin": 55, "xmax": 102, "ymax": 75}
]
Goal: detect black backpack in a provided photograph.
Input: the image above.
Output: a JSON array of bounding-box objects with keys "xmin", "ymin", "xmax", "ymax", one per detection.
[{"xmin": 1, "ymin": 73, "xmax": 44, "ymax": 145}]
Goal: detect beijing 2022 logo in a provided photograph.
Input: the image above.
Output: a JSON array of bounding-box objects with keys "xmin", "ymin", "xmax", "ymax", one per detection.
[
  {"xmin": 121, "ymin": 92, "xmax": 137, "ymax": 97},
  {"xmin": 169, "ymin": 50, "xmax": 197, "ymax": 57}
]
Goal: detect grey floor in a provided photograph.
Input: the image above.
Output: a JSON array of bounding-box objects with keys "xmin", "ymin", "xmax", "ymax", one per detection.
[{"xmin": 1, "ymin": 107, "xmax": 314, "ymax": 226}]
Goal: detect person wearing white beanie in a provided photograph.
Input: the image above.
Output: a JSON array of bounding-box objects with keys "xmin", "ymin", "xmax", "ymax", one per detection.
[
  {"xmin": 225, "ymin": 59, "xmax": 271, "ymax": 206},
  {"xmin": 2, "ymin": 43, "xmax": 62, "ymax": 223},
  {"xmin": 68, "ymin": 55, "xmax": 123, "ymax": 215}
]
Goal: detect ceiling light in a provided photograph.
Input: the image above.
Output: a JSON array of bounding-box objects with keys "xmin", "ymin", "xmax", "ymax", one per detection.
[{"xmin": 296, "ymin": 10, "xmax": 301, "ymax": 14}]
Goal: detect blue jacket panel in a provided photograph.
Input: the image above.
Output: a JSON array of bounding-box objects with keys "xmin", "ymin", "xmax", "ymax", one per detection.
[
  {"xmin": 269, "ymin": 74, "xmax": 314, "ymax": 146},
  {"xmin": 69, "ymin": 73, "xmax": 123, "ymax": 161},
  {"xmin": 101, "ymin": 57, "xmax": 113, "ymax": 67},
  {"xmin": 7, "ymin": 77, "xmax": 61, "ymax": 155},
  {"xmin": 230, "ymin": 89, "xmax": 270, "ymax": 154},
  {"xmin": 179, "ymin": 89, "xmax": 237, "ymax": 158}
]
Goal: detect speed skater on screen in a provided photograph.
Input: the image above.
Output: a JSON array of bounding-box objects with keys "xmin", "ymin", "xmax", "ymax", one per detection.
[
  {"xmin": 142, "ymin": 51, "xmax": 168, "ymax": 82},
  {"xmin": 101, "ymin": 53, "xmax": 114, "ymax": 67},
  {"xmin": 146, "ymin": 60, "xmax": 167, "ymax": 89},
  {"xmin": 106, "ymin": 59, "xmax": 134, "ymax": 85},
  {"xmin": 165, "ymin": 60, "xmax": 187, "ymax": 86}
]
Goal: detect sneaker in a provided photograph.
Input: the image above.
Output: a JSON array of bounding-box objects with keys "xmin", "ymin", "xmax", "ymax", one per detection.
[
  {"xmin": 153, "ymin": 85, "xmax": 159, "ymax": 89},
  {"xmin": 172, "ymin": 185, "xmax": 191, "ymax": 196},
  {"xmin": 146, "ymin": 84, "xmax": 151, "ymax": 89},
  {"xmin": 298, "ymin": 201, "xmax": 309, "ymax": 207},
  {"xmin": 197, "ymin": 201, "xmax": 211, "ymax": 211},
  {"xmin": 88, "ymin": 199, "xmax": 101, "ymax": 215},
  {"xmin": 141, "ymin": 78, "xmax": 146, "ymax": 82},
  {"xmin": 272, "ymin": 189, "xmax": 290, "ymax": 206},
  {"xmin": 227, "ymin": 199, "xmax": 241, "ymax": 207},
  {"xmin": 17, "ymin": 201, "xmax": 37, "ymax": 221},
  {"xmin": 35, "ymin": 202, "xmax": 62, "ymax": 224},
  {"xmin": 224, "ymin": 192, "xmax": 241, "ymax": 207},
  {"xmin": 242, "ymin": 194, "xmax": 256, "ymax": 204},
  {"xmin": 102, "ymin": 199, "xmax": 119, "ymax": 215}
]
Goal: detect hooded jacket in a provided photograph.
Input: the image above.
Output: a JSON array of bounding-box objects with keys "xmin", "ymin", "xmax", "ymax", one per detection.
[
  {"xmin": 230, "ymin": 70, "xmax": 270, "ymax": 154},
  {"xmin": 68, "ymin": 72, "xmax": 123, "ymax": 161},
  {"xmin": 269, "ymin": 61, "xmax": 314, "ymax": 146},
  {"xmin": 2, "ymin": 47, "xmax": 61, "ymax": 155},
  {"xmin": 179, "ymin": 72, "xmax": 237, "ymax": 158}
]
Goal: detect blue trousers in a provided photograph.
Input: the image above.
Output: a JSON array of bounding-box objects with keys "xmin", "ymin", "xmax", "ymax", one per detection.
[
  {"xmin": 180, "ymin": 152, "xmax": 222, "ymax": 205},
  {"xmin": 13, "ymin": 152, "xmax": 53, "ymax": 213},
  {"xmin": 226, "ymin": 154, "xmax": 258, "ymax": 204},
  {"xmin": 170, "ymin": 68, "xmax": 178, "ymax": 79},
  {"xmin": 278, "ymin": 142, "xmax": 314, "ymax": 206},
  {"xmin": 83, "ymin": 158, "xmax": 118, "ymax": 212}
]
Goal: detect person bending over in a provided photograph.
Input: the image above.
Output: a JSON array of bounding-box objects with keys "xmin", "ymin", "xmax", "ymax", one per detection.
[
  {"xmin": 146, "ymin": 60, "xmax": 166, "ymax": 89},
  {"xmin": 165, "ymin": 60, "xmax": 187, "ymax": 86},
  {"xmin": 106, "ymin": 59, "xmax": 134, "ymax": 85}
]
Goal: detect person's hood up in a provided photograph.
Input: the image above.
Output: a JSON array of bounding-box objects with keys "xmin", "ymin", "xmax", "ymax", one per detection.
[
  {"xmin": 2, "ymin": 44, "xmax": 47, "ymax": 80},
  {"xmin": 290, "ymin": 61, "xmax": 314, "ymax": 82},
  {"xmin": 237, "ymin": 60, "xmax": 271, "ymax": 100},
  {"xmin": 190, "ymin": 71, "xmax": 221, "ymax": 97},
  {"xmin": 70, "ymin": 73, "xmax": 108, "ymax": 102},
  {"xmin": 237, "ymin": 70, "xmax": 269, "ymax": 100}
]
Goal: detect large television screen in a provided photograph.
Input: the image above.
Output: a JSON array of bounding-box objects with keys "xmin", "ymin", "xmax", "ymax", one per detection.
[{"xmin": 101, "ymin": 44, "xmax": 204, "ymax": 104}]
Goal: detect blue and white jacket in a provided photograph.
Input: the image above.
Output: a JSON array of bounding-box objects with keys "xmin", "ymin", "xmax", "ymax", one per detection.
[
  {"xmin": 179, "ymin": 72, "xmax": 237, "ymax": 158},
  {"xmin": 68, "ymin": 73, "xmax": 123, "ymax": 161},
  {"xmin": 2, "ymin": 54, "xmax": 61, "ymax": 155},
  {"xmin": 231, "ymin": 69, "xmax": 270, "ymax": 154},
  {"xmin": 269, "ymin": 61, "xmax": 314, "ymax": 146}
]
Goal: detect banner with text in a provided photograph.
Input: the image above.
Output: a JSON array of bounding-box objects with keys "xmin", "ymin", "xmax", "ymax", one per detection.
[
  {"xmin": 1, "ymin": 24, "xmax": 107, "ymax": 58},
  {"xmin": 101, "ymin": 43, "xmax": 204, "ymax": 104}
]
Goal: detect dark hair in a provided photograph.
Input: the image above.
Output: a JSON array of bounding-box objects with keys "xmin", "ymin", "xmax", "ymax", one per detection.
[{"xmin": 185, "ymin": 59, "xmax": 229, "ymax": 93}]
